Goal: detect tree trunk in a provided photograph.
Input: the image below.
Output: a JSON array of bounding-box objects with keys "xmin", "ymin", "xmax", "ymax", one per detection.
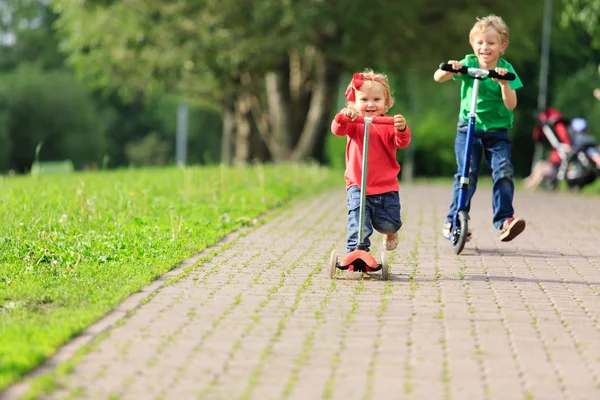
[
  {"xmin": 221, "ymin": 96, "xmax": 235, "ymax": 165},
  {"xmin": 257, "ymin": 51, "xmax": 341, "ymax": 163},
  {"xmin": 265, "ymin": 66, "xmax": 292, "ymax": 161},
  {"xmin": 291, "ymin": 55, "xmax": 341, "ymax": 162},
  {"xmin": 234, "ymin": 95, "xmax": 252, "ymax": 164}
]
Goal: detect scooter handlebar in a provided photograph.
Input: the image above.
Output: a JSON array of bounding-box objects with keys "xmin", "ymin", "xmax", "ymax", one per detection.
[
  {"xmin": 439, "ymin": 63, "xmax": 516, "ymax": 81},
  {"xmin": 335, "ymin": 114, "xmax": 396, "ymax": 125}
]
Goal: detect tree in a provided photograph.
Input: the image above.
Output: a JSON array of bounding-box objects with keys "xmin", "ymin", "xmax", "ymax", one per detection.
[
  {"xmin": 52, "ymin": 0, "xmax": 510, "ymax": 164},
  {"xmin": 561, "ymin": 0, "xmax": 600, "ymax": 48},
  {"xmin": 0, "ymin": 64, "xmax": 107, "ymax": 172},
  {"xmin": 0, "ymin": 0, "xmax": 65, "ymax": 71}
]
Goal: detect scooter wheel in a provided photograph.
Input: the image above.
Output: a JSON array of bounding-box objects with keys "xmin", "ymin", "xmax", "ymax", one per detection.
[
  {"xmin": 381, "ymin": 251, "xmax": 389, "ymax": 281},
  {"xmin": 452, "ymin": 210, "xmax": 469, "ymax": 255},
  {"xmin": 329, "ymin": 249, "xmax": 338, "ymax": 279}
]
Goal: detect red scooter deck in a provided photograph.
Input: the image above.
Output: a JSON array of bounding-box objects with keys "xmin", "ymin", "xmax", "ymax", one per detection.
[{"xmin": 339, "ymin": 250, "xmax": 381, "ymax": 273}]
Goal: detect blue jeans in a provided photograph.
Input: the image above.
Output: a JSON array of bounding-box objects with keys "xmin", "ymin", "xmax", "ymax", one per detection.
[
  {"xmin": 446, "ymin": 120, "xmax": 515, "ymax": 230},
  {"xmin": 346, "ymin": 185, "xmax": 402, "ymax": 252}
]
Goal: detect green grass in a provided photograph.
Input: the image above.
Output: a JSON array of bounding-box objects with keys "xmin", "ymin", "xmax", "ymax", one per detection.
[{"xmin": 0, "ymin": 163, "xmax": 341, "ymax": 391}]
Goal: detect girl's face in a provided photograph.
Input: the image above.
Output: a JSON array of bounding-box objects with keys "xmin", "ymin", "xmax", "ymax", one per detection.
[
  {"xmin": 354, "ymin": 81, "xmax": 387, "ymax": 117},
  {"xmin": 470, "ymin": 27, "xmax": 507, "ymax": 68}
]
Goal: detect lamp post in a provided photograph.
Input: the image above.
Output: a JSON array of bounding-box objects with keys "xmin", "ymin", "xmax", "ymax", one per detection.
[
  {"xmin": 176, "ymin": 101, "xmax": 188, "ymax": 166},
  {"xmin": 532, "ymin": 0, "xmax": 553, "ymax": 170}
]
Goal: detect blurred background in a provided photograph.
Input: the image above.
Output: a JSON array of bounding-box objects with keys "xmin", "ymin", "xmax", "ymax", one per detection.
[{"xmin": 0, "ymin": 0, "xmax": 598, "ymax": 178}]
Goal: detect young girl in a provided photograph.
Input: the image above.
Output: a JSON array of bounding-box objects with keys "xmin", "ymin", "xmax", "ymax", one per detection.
[
  {"xmin": 434, "ymin": 14, "xmax": 526, "ymax": 242},
  {"xmin": 331, "ymin": 69, "xmax": 411, "ymax": 253}
]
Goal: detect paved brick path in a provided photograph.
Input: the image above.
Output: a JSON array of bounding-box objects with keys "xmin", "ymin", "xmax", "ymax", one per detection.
[{"xmin": 4, "ymin": 184, "xmax": 600, "ymax": 400}]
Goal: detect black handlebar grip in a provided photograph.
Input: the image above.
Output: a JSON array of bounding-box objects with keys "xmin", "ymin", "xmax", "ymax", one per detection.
[
  {"xmin": 439, "ymin": 63, "xmax": 468, "ymax": 75},
  {"xmin": 439, "ymin": 63, "xmax": 516, "ymax": 81},
  {"xmin": 486, "ymin": 69, "xmax": 516, "ymax": 81}
]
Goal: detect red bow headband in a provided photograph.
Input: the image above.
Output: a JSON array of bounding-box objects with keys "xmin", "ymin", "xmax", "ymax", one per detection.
[{"xmin": 344, "ymin": 73, "xmax": 388, "ymax": 102}]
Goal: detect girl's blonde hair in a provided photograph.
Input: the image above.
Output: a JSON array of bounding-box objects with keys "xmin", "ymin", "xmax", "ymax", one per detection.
[
  {"xmin": 469, "ymin": 15, "xmax": 509, "ymax": 48},
  {"xmin": 345, "ymin": 68, "xmax": 395, "ymax": 111}
]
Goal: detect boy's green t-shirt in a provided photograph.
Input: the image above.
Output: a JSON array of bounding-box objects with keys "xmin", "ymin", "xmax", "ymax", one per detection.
[{"xmin": 453, "ymin": 54, "xmax": 523, "ymax": 131}]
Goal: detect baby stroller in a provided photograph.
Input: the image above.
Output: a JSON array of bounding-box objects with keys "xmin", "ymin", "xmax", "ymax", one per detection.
[{"xmin": 533, "ymin": 108, "xmax": 599, "ymax": 190}]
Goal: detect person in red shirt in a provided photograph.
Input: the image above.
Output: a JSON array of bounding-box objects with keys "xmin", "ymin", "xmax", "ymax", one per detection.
[
  {"xmin": 331, "ymin": 69, "xmax": 411, "ymax": 253},
  {"xmin": 525, "ymin": 107, "xmax": 572, "ymax": 190}
]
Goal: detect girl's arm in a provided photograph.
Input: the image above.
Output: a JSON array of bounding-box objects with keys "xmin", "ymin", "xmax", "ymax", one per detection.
[
  {"xmin": 331, "ymin": 116, "xmax": 350, "ymax": 136},
  {"xmin": 332, "ymin": 108, "xmax": 360, "ymax": 136},
  {"xmin": 393, "ymin": 126, "xmax": 411, "ymax": 149}
]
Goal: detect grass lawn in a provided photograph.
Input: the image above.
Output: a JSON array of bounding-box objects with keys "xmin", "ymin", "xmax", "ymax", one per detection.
[{"xmin": 0, "ymin": 163, "xmax": 341, "ymax": 392}]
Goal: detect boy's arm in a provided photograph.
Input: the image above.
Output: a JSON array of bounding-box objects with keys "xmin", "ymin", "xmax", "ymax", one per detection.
[
  {"xmin": 499, "ymin": 81, "xmax": 517, "ymax": 110},
  {"xmin": 434, "ymin": 60, "xmax": 463, "ymax": 82},
  {"xmin": 433, "ymin": 69, "xmax": 454, "ymax": 83}
]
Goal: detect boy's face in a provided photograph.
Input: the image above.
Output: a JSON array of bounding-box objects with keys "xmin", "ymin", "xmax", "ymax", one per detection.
[
  {"xmin": 470, "ymin": 27, "xmax": 507, "ymax": 68},
  {"xmin": 354, "ymin": 81, "xmax": 387, "ymax": 117}
]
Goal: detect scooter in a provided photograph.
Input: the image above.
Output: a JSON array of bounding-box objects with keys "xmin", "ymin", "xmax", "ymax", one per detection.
[
  {"xmin": 439, "ymin": 63, "xmax": 515, "ymax": 254},
  {"xmin": 329, "ymin": 114, "xmax": 396, "ymax": 280}
]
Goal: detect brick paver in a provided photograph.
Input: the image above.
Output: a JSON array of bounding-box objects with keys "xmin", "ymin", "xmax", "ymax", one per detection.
[{"xmin": 3, "ymin": 184, "xmax": 600, "ymax": 400}]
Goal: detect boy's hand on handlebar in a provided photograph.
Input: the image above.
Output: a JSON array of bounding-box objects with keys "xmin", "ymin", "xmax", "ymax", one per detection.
[
  {"xmin": 447, "ymin": 60, "xmax": 463, "ymax": 75},
  {"xmin": 342, "ymin": 107, "xmax": 358, "ymax": 121},
  {"xmin": 394, "ymin": 114, "xmax": 407, "ymax": 132},
  {"xmin": 493, "ymin": 67, "xmax": 510, "ymax": 85}
]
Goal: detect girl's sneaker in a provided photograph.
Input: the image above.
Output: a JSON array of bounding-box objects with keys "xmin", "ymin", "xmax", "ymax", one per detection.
[
  {"xmin": 499, "ymin": 217, "xmax": 526, "ymax": 242},
  {"xmin": 383, "ymin": 234, "xmax": 399, "ymax": 251},
  {"xmin": 442, "ymin": 222, "xmax": 472, "ymax": 242}
]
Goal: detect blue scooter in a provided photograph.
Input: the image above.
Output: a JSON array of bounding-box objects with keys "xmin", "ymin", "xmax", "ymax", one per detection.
[{"xmin": 439, "ymin": 63, "xmax": 515, "ymax": 254}]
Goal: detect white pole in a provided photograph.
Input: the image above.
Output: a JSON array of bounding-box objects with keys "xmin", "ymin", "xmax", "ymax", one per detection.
[
  {"xmin": 533, "ymin": 0, "xmax": 553, "ymax": 170},
  {"xmin": 176, "ymin": 101, "xmax": 188, "ymax": 166},
  {"xmin": 401, "ymin": 68, "xmax": 418, "ymax": 183}
]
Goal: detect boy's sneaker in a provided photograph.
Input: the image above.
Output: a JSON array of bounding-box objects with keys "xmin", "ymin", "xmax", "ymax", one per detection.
[
  {"xmin": 383, "ymin": 234, "xmax": 399, "ymax": 251},
  {"xmin": 499, "ymin": 217, "xmax": 526, "ymax": 242},
  {"xmin": 442, "ymin": 222, "xmax": 472, "ymax": 242}
]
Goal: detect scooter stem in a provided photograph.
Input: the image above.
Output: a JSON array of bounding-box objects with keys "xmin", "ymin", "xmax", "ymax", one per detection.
[
  {"xmin": 357, "ymin": 117, "xmax": 372, "ymax": 249},
  {"xmin": 457, "ymin": 78, "xmax": 480, "ymax": 210}
]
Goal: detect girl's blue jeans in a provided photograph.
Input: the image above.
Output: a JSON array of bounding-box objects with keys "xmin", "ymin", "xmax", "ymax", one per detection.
[
  {"xmin": 446, "ymin": 119, "xmax": 515, "ymax": 230},
  {"xmin": 346, "ymin": 185, "xmax": 402, "ymax": 253}
]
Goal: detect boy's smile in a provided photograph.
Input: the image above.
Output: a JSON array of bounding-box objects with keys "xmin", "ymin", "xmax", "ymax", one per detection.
[{"xmin": 470, "ymin": 27, "xmax": 507, "ymax": 69}]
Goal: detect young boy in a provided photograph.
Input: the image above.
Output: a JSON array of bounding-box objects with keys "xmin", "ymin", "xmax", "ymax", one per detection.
[
  {"xmin": 433, "ymin": 14, "xmax": 526, "ymax": 242},
  {"xmin": 332, "ymin": 69, "xmax": 411, "ymax": 253}
]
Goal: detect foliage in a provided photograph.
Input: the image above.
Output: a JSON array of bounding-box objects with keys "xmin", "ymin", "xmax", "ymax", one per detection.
[
  {"xmin": 561, "ymin": 0, "xmax": 600, "ymax": 48},
  {"xmin": 0, "ymin": 93, "xmax": 10, "ymax": 171},
  {"xmin": 0, "ymin": 164, "xmax": 341, "ymax": 391},
  {"xmin": 552, "ymin": 63, "xmax": 600, "ymax": 137},
  {"xmin": 153, "ymin": 97, "xmax": 223, "ymax": 165},
  {"xmin": 52, "ymin": 0, "xmax": 549, "ymax": 163},
  {"xmin": 125, "ymin": 132, "xmax": 172, "ymax": 166},
  {"xmin": 0, "ymin": 64, "xmax": 107, "ymax": 172},
  {"xmin": 0, "ymin": 0, "xmax": 65, "ymax": 71},
  {"xmin": 0, "ymin": 0, "xmax": 590, "ymax": 174}
]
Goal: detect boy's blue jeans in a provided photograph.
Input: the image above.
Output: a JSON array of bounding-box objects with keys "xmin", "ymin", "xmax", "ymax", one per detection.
[
  {"xmin": 346, "ymin": 185, "xmax": 402, "ymax": 253},
  {"xmin": 446, "ymin": 120, "xmax": 515, "ymax": 230}
]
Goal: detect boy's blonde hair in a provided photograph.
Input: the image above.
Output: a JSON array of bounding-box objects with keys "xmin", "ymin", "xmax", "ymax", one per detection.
[
  {"xmin": 345, "ymin": 68, "xmax": 395, "ymax": 111},
  {"xmin": 469, "ymin": 15, "xmax": 509, "ymax": 48}
]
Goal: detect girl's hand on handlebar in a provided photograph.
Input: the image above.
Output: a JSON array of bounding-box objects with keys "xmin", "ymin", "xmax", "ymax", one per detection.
[
  {"xmin": 342, "ymin": 107, "xmax": 358, "ymax": 121},
  {"xmin": 394, "ymin": 114, "xmax": 407, "ymax": 132}
]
